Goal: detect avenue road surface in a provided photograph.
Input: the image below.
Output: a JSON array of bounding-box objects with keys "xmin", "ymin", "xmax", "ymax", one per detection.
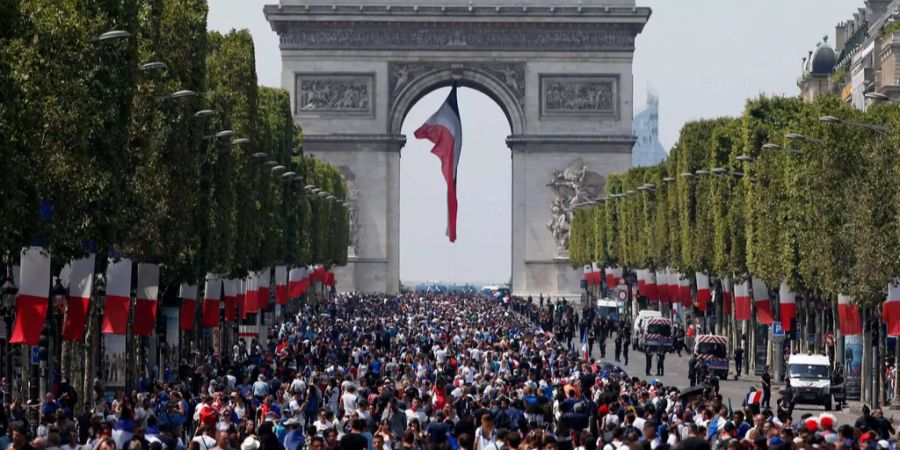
[{"xmin": 582, "ymin": 340, "xmax": 862, "ymax": 424}]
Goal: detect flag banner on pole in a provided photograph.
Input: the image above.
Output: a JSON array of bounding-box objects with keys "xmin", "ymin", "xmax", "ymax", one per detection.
[
  {"xmin": 838, "ymin": 294, "xmax": 862, "ymax": 336},
  {"xmin": 244, "ymin": 272, "xmax": 258, "ymax": 315},
  {"xmin": 678, "ymin": 274, "xmax": 692, "ymax": 307},
  {"xmin": 884, "ymin": 283, "xmax": 900, "ymax": 336},
  {"xmin": 606, "ymin": 267, "xmax": 623, "ymax": 287},
  {"xmin": 275, "ymin": 266, "xmax": 288, "ymax": 305},
  {"xmin": 779, "ymin": 282, "xmax": 797, "ymax": 332},
  {"xmin": 637, "ymin": 269, "xmax": 647, "ymax": 294},
  {"xmin": 414, "ymin": 85, "xmax": 461, "ymax": 242},
  {"xmin": 734, "ymin": 280, "xmax": 751, "ymax": 321},
  {"xmin": 656, "ymin": 269, "xmax": 668, "ymax": 303},
  {"xmin": 696, "ymin": 273, "xmax": 711, "ymax": 312},
  {"xmin": 751, "ymin": 277, "xmax": 774, "ymax": 325},
  {"xmin": 179, "ymin": 283, "xmax": 197, "ymax": 331},
  {"xmin": 723, "ymin": 277, "xmax": 732, "ymax": 315},
  {"xmin": 288, "ymin": 268, "xmax": 303, "ymax": 299},
  {"xmin": 102, "ymin": 257, "xmax": 132, "ymax": 335},
  {"xmin": 62, "ymin": 254, "xmax": 95, "ymax": 342},
  {"xmin": 581, "ymin": 334, "xmax": 589, "ymax": 361},
  {"xmin": 238, "ymin": 279, "xmax": 248, "ymax": 319},
  {"xmin": 10, "ymin": 247, "xmax": 51, "ymax": 345},
  {"xmin": 258, "ymin": 268, "xmax": 270, "ymax": 310},
  {"xmin": 132, "ymin": 263, "xmax": 159, "ymax": 336},
  {"xmin": 201, "ymin": 275, "xmax": 221, "ymax": 328},
  {"xmin": 223, "ymin": 279, "xmax": 237, "ymax": 322},
  {"xmin": 645, "ymin": 270, "xmax": 658, "ymax": 301}
]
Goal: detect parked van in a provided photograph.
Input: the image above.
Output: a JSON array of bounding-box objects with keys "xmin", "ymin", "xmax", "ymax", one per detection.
[
  {"xmin": 632, "ymin": 310, "xmax": 662, "ymax": 350},
  {"xmin": 693, "ymin": 335, "xmax": 729, "ymax": 379},
  {"xmin": 787, "ymin": 354, "xmax": 833, "ymax": 410},
  {"xmin": 639, "ymin": 318, "xmax": 673, "ymax": 353}
]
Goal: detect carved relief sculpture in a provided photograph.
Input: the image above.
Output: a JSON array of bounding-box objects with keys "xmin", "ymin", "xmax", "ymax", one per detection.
[
  {"xmin": 546, "ymin": 165, "xmax": 605, "ymax": 254},
  {"xmin": 541, "ymin": 75, "xmax": 618, "ymax": 117},
  {"xmin": 295, "ymin": 73, "xmax": 373, "ymax": 114},
  {"xmin": 388, "ymin": 62, "xmax": 525, "ymax": 112}
]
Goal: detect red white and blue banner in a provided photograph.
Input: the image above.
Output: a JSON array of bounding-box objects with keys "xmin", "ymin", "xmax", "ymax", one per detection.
[
  {"xmin": 275, "ymin": 266, "xmax": 288, "ymax": 305},
  {"xmin": 201, "ymin": 274, "xmax": 221, "ymax": 328},
  {"xmin": 62, "ymin": 254, "xmax": 95, "ymax": 342},
  {"xmin": 11, "ymin": 247, "xmax": 51, "ymax": 345},
  {"xmin": 734, "ymin": 280, "xmax": 751, "ymax": 321},
  {"xmin": 752, "ymin": 277, "xmax": 774, "ymax": 325},
  {"xmin": 414, "ymin": 85, "xmax": 462, "ymax": 242},
  {"xmin": 133, "ymin": 263, "xmax": 159, "ymax": 336},
  {"xmin": 838, "ymin": 294, "xmax": 862, "ymax": 336},
  {"xmin": 223, "ymin": 279, "xmax": 238, "ymax": 322},
  {"xmin": 102, "ymin": 257, "xmax": 133, "ymax": 335},
  {"xmin": 779, "ymin": 282, "xmax": 796, "ymax": 332},
  {"xmin": 884, "ymin": 283, "xmax": 900, "ymax": 336},
  {"xmin": 179, "ymin": 283, "xmax": 198, "ymax": 331},
  {"xmin": 696, "ymin": 273, "xmax": 711, "ymax": 312}
]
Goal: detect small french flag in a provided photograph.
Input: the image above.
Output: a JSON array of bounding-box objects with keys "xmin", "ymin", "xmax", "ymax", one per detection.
[{"xmin": 581, "ymin": 334, "xmax": 589, "ymax": 361}]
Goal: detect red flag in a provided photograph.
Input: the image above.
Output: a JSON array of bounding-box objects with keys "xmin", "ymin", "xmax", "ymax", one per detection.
[
  {"xmin": 62, "ymin": 255, "xmax": 95, "ymax": 342},
  {"xmin": 779, "ymin": 282, "xmax": 796, "ymax": 332},
  {"xmin": 179, "ymin": 283, "xmax": 197, "ymax": 331},
  {"xmin": 132, "ymin": 263, "xmax": 159, "ymax": 336},
  {"xmin": 752, "ymin": 277, "xmax": 775, "ymax": 325},
  {"xmin": 223, "ymin": 279, "xmax": 237, "ymax": 322},
  {"xmin": 10, "ymin": 247, "xmax": 51, "ymax": 345},
  {"xmin": 885, "ymin": 284, "xmax": 900, "ymax": 336},
  {"xmin": 201, "ymin": 275, "xmax": 221, "ymax": 328},
  {"xmin": 734, "ymin": 280, "xmax": 751, "ymax": 321},
  {"xmin": 275, "ymin": 266, "xmax": 288, "ymax": 305},
  {"xmin": 101, "ymin": 258, "xmax": 132, "ymax": 335},
  {"xmin": 414, "ymin": 85, "xmax": 461, "ymax": 242},
  {"xmin": 838, "ymin": 294, "xmax": 862, "ymax": 335},
  {"xmin": 696, "ymin": 273, "xmax": 711, "ymax": 312}
]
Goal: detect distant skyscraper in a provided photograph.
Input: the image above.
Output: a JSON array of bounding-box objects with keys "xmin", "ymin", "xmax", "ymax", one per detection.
[{"xmin": 631, "ymin": 87, "xmax": 668, "ymax": 167}]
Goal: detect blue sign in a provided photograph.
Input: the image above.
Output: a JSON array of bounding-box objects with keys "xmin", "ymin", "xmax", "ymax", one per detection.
[
  {"xmin": 772, "ymin": 322, "xmax": 785, "ymax": 336},
  {"xmin": 31, "ymin": 346, "xmax": 39, "ymax": 365}
]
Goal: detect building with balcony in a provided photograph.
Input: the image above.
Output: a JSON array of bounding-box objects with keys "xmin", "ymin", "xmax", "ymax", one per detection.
[{"xmin": 798, "ymin": 0, "xmax": 900, "ymax": 108}]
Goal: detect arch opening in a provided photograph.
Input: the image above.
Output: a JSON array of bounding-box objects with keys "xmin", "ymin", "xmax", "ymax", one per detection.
[{"xmin": 399, "ymin": 86, "xmax": 512, "ymax": 289}]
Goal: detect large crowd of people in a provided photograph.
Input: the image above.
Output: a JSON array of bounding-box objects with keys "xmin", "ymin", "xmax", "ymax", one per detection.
[{"xmin": 0, "ymin": 293, "xmax": 894, "ymax": 450}]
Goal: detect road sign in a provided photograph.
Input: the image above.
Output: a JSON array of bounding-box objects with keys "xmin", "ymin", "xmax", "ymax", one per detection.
[
  {"xmin": 616, "ymin": 289, "xmax": 628, "ymax": 301},
  {"xmin": 31, "ymin": 346, "xmax": 39, "ymax": 365},
  {"xmin": 770, "ymin": 323, "xmax": 786, "ymax": 341}
]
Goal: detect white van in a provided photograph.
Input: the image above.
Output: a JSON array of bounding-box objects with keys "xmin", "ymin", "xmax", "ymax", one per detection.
[
  {"xmin": 632, "ymin": 310, "xmax": 662, "ymax": 350},
  {"xmin": 787, "ymin": 354, "xmax": 833, "ymax": 410}
]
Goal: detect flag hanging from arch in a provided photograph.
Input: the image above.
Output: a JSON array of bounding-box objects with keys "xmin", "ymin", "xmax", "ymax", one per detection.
[{"xmin": 414, "ymin": 85, "xmax": 462, "ymax": 242}]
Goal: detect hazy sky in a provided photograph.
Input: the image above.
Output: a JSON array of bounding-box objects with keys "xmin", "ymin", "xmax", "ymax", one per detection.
[{"xmin": 208, "ymin": 0, "xmax": 854, "ymax": 285}]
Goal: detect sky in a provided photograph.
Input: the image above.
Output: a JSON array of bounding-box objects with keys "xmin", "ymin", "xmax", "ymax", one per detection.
[{"xmin": 208, "ymin": 0, "xmax": 856, "ymax": 285}]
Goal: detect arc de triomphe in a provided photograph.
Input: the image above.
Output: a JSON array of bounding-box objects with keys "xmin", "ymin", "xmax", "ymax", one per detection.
[{"xmin": 265, "ymin": 0, "xmax": 650, "ymax": 295}]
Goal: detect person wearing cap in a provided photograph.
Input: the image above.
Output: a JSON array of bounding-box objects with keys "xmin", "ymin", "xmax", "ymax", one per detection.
[{"xmin": 282, "ymin": 419, "xmax": 304, "ymax": 450}]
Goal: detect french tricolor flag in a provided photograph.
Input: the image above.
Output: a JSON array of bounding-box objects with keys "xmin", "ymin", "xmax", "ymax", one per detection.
[
  {"xmin": 734, "ymin": 280, "xmax": 751, "ymax": 321},
  {"xmin": 779, "ymin": 282, "xmax": 796, "ymax": 332},
  {"xmin": 132, "ymin": 263, "xmax": 159, "ymax": 336},
  {"xmin": 102, "ymin": 257, "xmax": 132, "ymax": 335},
  {"xmin": 10, "ymin": 247, "xmax": 51, "ymax": 345},
  {"xmin": 752, "ymin": 277, "xmax": 774, "ymax": 325},
  {"xmin": 275, "ymin": 266, "xmax": 288, "ymax": 305},
  {"xmin": 178, "ymin": 283, "xmax": 197, "ymax": 331},
  {"xmin": 62, "ymin": 255, "xmax": 95, "ymax": 342},
  {"xmin": 223, "ymin": 279, "xmax": 237, "ymax": 322},
  {"xmin": 696, "ymin": 273, "xmax": 711, "ymax": 312},
  {"xmin": 201, "ymin": 274, "xmax": 221, "ymax": 328},
  {"xmin": 414, "ymin": 85, "xmax": 462, "ymax": 242},
  {"xmin": 884, "ymin": 283, "xmax": 900, "ymax": 336},
  {"xmin": 838, "ymin": 294, "xmax": 862, "ymax": 335}
]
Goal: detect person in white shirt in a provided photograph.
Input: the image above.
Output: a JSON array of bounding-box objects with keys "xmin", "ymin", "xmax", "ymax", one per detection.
[
  {"xmin": 191, "ymin": 426, "xmax": 217, "ymax": 450},
  {"xmin": 474, "ymin": 414, "xmax": 497, "ymax": 450},
  {"xmin": 404, "ymin": 399, "xmax": 426, "ymax": 427},
  {"xmin": 341, "ymin": 385, "xmax": 359, "ymax": 418}
]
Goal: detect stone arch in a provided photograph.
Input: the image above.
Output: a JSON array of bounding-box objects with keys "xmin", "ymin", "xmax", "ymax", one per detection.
[{"xmin": 388, "ymin": 66, "xmax": 526, "ymax": 136}]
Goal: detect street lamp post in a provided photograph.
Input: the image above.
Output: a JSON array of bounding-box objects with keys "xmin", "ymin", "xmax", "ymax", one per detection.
[{"xmin": 1, "ymin": 273, "xmax": 17, "ymax": 399}]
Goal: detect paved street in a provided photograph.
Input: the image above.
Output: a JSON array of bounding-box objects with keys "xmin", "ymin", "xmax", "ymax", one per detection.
[{"xmin": 581, "ymin": 339, "xmax": 861, "ymax": 423}]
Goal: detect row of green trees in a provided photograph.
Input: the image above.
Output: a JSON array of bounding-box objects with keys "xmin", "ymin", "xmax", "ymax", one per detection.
[
  {"xmin": 570, "ymin": 95, "xmax": 900, "ymax": 307},
  {"xmin": 0, "ymin": 0, "xmax": 349, "ymax": 285}
]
